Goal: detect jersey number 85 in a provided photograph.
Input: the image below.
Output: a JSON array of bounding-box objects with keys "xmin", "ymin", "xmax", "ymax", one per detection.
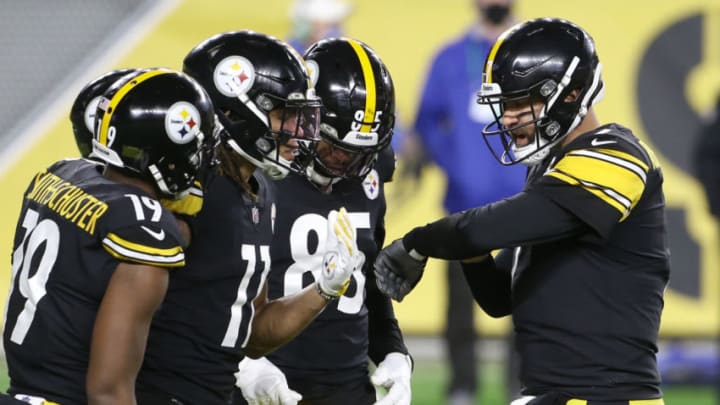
[{"xmin": 283, "ymin": 212, "xmax": 370, "ymax": 314}]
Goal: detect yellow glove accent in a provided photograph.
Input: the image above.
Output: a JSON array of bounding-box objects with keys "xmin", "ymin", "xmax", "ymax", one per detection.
[{"xmin": 161, "ymin": 180, "xmax": 204, "ymax": 216}]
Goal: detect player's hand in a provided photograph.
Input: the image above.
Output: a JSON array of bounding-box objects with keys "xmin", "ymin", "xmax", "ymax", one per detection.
[
  {"xmin": 373, "ymin": 239, "xmax": 427, "ymax": 302},
  {"xmin": 371, "ymin": 352, "xmax": 413, "ymax": 405},
  {"xmin": 318, "ymin": 207, "xmax": 365, "ymax": 298},
  {"xmin": 160, "ymin": 180, "xmax": 204, "ymax": 216},
  {"xmin": 235, "ymin": 357, "xmax": 302, "ymax": 405}
]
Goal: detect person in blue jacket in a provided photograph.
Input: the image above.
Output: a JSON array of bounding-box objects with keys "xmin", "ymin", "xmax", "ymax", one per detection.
[{"xmin": 408, "ymin": 1, "xmax": 523, "ymax": 403}]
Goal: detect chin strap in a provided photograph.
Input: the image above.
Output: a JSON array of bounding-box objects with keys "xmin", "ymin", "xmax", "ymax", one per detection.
[{"xmin": 305, "ymin": 160, "xmax": 341, "ymax": 187}]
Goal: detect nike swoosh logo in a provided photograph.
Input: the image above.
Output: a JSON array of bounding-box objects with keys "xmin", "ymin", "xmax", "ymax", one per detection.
[
  {"xmin": 141, "ymin": 226, "xmax": 165, "ymax": 241},
  {"xmin": 590, "ymin": 138, "xmax": 617, "ymax": 146}
]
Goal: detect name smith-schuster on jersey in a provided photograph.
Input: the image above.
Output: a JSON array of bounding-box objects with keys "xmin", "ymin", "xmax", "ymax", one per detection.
[{"xmin": 4, "ymin": 158, "xmax": 185, "ymax": 404}]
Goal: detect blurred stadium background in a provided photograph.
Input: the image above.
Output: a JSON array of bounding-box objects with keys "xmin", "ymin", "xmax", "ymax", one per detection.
[{"xmin": 0, "ymin": 0, "xmax": 719, "ymax": 403}]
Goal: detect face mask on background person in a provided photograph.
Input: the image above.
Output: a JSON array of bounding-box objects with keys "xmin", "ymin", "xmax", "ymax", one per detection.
[{"xmin": 482, "ymin": 3, "xmax": 511, "ymax": 25}]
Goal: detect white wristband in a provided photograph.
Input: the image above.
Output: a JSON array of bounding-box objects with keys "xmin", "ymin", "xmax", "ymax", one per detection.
[{"xmin": 408, "ymin": 248, "xmax": 427, "ymax": 262}]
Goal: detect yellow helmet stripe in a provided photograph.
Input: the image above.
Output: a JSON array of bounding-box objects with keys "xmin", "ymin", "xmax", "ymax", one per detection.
[
  {"xmin": 348, "ymin": 40, "xmax": 376, "ymax": 133},
  {"xmin": 97, "ymin": 69, "xmax": 169, "ymax": 146},
  {"xmin": 484, "ymin": 27, "xmax": 513, "ymax": 83}
]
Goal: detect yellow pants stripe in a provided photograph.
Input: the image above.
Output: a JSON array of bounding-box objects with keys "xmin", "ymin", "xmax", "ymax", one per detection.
[{"xmin": 566, "ymin": 399, "xmax": 664, "ymax": 405}]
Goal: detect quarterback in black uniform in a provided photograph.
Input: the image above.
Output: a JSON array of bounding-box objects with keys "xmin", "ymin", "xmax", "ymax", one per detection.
[
  {"xmin": 234, "ymin": 38, "xmax": 412, "ymax": 405},
  {"xmin": 374, "ymin": 19, "xmax": 669, "ymax": 405},
  {"xmin": 3, "ymin": 68, "xmax": 214, "ymax": 405},
  {"xmin": 136, "ymin": 31, "xmax": 364, "ymax": 405}
]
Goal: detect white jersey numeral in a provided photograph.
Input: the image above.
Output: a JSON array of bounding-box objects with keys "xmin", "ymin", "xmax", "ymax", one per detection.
[
  {"xmin": 124, "ymin": 194, "xmax": 162, "ymax": 222},
  {"xmin": 221, "ymin": 244, "xmax": 271, "ymax": 348},
  {"xmin": 284, "ymin": 212, "xmax": 370, "ymax": 314},
  {"xmin": 5, "ymin": 208, "xmax": 60, "ymax": 344}
]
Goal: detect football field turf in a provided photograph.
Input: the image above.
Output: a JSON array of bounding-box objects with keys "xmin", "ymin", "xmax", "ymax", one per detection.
[
  {"xmin": 410, "ymin": 360, "xmax": 718, "ymax": 405},
  {"xmin": 0, "ymin": 359, "xmax": 714, "ymax": 404}
]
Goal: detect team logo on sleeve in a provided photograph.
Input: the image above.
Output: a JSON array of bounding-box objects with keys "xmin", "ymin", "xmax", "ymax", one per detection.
[
  {"xmin": 165, "ymin": 101, "xmax": 201, "ymax": 144},
  {"xmin": 362, "ymin": 169, "xmax": 380, "ymax": 200},
  {"xmin": 214, "ymin": 55, "xmax": 256, "ymax": 97}
]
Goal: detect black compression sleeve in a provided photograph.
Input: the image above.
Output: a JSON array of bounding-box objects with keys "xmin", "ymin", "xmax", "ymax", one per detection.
[
  {"xmin": 403, "ymin": 191, "xmax": 588, "ymax": 260},
  {"xmin": 460, "ymin": 253, "xmax": 512, "ymax": 318},
  {"xmin": 367, "ymin": 270, "xmax": 409, "ymax": 365}
]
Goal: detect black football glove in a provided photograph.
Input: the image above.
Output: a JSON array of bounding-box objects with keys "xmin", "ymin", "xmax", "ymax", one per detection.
[{"xmin": 374, "ymin": 239, "xmax": 427, "ymax": 302}]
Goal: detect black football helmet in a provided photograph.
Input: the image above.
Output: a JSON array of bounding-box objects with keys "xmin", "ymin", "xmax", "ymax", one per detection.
[
  {"xmin": 70, "ymin": 69, "xmax": 136, "ymax": 158},
  {"xmin": 183, "ymin": 30, "xmax": 322, "ymax": 180},
  {"xmin": 302, "ymin": 37, "xmax": 395, "ymax": 185},
  {"xmin": 92, "ymin": 68, "xmax": 215, "ymax": 199},
  {"xmin": 477, "ymin": 18, "xmax": 605, "ymax": 166}
]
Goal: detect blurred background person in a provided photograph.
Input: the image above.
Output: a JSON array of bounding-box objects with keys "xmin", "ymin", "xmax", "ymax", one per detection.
[
  {"xmin": 399, "ymin": 1, "xmax": 524, "ymax": 404},
  {"xmin": 286, "ymin": 0, "xmax": 353, "ymax": 52}
]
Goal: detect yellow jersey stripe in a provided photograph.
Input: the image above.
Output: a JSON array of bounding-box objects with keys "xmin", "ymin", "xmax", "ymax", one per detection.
[
  {"xmin": 348, "ymin": 40, "xmax": 376, "ymax": 133},
  {"xmin": 105, "ymin": 232, "xmax": 183, "ymax": 257},
  {"xmin": 103, "ymin": 244, "xmax": 185, "ymax": 268},
  {"xmin": 547, "ymin": 170, "xmax": 628, "ymax": 215},
  {"xmin": 588, "ymin": 147, "xmax": 649, "ymax": 173},
  {"xmin": 103, "ymin": 236, "xmax": 185, "ymax": 267},
  {"xmin": 554, "ymin": 152, "xmax": 646, "ymax": 206},
  {"xmin": 566, "ymin": 400, "xmax": 587, "ymax": 405},
  {"xmin": 97, "ymin": 69, "xmax": 169, "ymax": 145}
]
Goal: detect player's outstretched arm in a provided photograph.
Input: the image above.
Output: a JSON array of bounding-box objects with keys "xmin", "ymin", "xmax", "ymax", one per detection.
[
  {"xmin": 86, "ymin": 263, "xmax": 169, "ymax": 405},
  {"xmin": 244, "ymin": 208, "xmax": 364, "ymax": 358}
]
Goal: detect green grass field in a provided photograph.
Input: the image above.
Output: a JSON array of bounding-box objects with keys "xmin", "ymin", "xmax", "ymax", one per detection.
[
  {"xmin": 0, "ymin": 359, "xmax": 715, "ymax": 404},
  {"xmin": 409, "ymin": 360, "xmax": 718, "ymax": 405}
]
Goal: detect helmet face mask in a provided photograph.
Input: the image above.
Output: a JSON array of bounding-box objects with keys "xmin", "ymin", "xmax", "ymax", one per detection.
[
  {"xmin": 477, "ymin": 18, "xmax": 605, "ymax": 166},
  {"xmin": 303, "ymin": 37, "xmax": 395, "ymax": 183},
  {"xmin": 92, "ymin": 69, "xmax": 215, "ymax": 199},
  {"xmin": 183, "ymin": 31, "xmax": 323, "ymax": 180},
  {"xmin": 312, "ymin": 127, "xmax": 392, "ymax": 179}
]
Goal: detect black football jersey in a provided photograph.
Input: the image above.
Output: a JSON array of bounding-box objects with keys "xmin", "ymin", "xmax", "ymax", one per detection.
[
  {"xmin": 513, "ymin": 124, "xmax": 669, "ymax": 399},
  {"xmin": 138, "ymin": 170, "xmax": 275, "ymax": 405},
  {"xmin": 265, "ymin": 161, "xmax": 392, "ymax": 383},
  {"xmin": 4, "ymin": 158, "xmax": 185, "ymax": 405}
]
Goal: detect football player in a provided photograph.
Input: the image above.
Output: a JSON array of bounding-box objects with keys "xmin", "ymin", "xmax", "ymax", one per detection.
[
  {"xmin": 3, "ymin": 68, "xmax": 214, "ymax": 405},
  {"xmin": 374, "ymin": 18, "xmax": 668, "ymax": 405},
  {"xmin": 135, "ymin": 31, "xmax": 364, "ymax": 405},
  {"xmin": 233, "ymin": 38, "xmax": 412, "ymax": 405}
]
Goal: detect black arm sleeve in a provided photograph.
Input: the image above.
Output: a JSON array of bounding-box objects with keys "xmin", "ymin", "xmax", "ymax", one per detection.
[
  {"xmin": 403, "ymin": 190, "xmax": 588, "ymax": 260},
  {"xmin": 367, "ymin": 270, "xmax": 410, "ymax": 365},
  {"xmin": 460, "ymin": 249, "xmax": 513, "ymax": 318},
  {"xmin": 367, "ymin": 208, "xmax": 409, "ymax": 365}
]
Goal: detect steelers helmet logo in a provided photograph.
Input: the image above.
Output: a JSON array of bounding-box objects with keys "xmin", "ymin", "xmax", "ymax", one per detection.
[
  {"xmin": 83, "ymin": 96, "xmax": 102, "ymax": 133},
  {"xmin": 213, "ymin": 55, "xmax": 256, "ymax": 97},
  {"xmin": 305, "ymin": 59, "xmax": 320, "ymax": 88},
  {"xmin": 165, "ymin": 101, "xmax": 201, "ymax": 144}
]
